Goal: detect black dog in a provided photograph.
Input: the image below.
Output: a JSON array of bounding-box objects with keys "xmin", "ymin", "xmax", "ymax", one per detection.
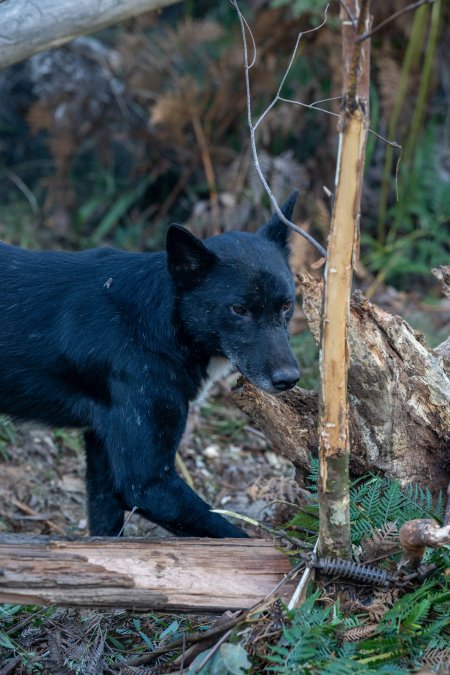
[{"xmin": 0, "ymin": 191, "xmax": 300, "ymax": 537}]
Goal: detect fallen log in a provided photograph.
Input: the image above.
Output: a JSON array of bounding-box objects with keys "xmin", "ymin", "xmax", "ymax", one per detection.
[
  {"xmin": 0, "ymin": 535, "xmax": 295, "ymax": 611},
  {"xmin": 0, "ymin": 0, "xmax": 181, "ymax": 70},
  {"xmin": 231, "ymin": 274, "xmax": 450, "ymax": 492}
]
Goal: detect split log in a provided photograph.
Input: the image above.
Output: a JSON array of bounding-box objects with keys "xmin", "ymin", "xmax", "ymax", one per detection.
[
  {"xmin": 0, "ymin": 535, "xmax": 295, "ymax": 611},
  {"xmin": 231, "ymin": 274, "xmax": 450, "ymax": 493},
  {"xmin": 0, "ymin": 0, "xmax": 182, "ymax": 71}
]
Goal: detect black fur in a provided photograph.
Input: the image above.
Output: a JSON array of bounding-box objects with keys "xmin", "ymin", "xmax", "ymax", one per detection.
[{"xmin": 0, "ymin": 192, "xmax": 300, "ymax": 537}]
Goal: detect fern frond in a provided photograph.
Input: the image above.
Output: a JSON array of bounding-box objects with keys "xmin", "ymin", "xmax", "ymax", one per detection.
[
  {"xmin": 423, "ymin": 647, "xmax": 450, "ymax": 667},
  {"xmin": 342, "ymin": 623, "xmax": 378, "ymax": 643},
  {"xmin": 376, "ymin": 481, "xmax": 406, "ymax": 524},
  {"xmin": 380, "ymin": 580, "xmax": 444, "ymax": 629},
  {"xmin": 360, "ymin": 521, "xmax": 399, "ymax": 561}
]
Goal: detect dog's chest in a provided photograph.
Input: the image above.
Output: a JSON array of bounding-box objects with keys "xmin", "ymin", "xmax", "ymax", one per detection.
[{"xmin": 194, "ymin": 357, "xmax": 234, "ymax": 404}]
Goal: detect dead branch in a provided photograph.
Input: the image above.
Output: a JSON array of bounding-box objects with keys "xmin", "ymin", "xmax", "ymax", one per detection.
[
  {"xmin": 358, "ymin": 0, "xmax": 436, "ymax": 43},
  {"xmin": 399, "ymin": 519, "xmax": 450, "ymax": 569},
  {"xmin": 232, "ymin": 274, "xmax": 450, "ymax": 493},
  {"xmin": 0, "ymin": 0, "xmax": 181, "ymax": 70},
  {"xmin": 229, "ymin": 384, "xmax": 318, "ymax": 479},
  {"xmin": 115, "ymin": 611, "xmax": 243, "ymax": 670},
  {"xmin": 231, "ymin": 0, "xmax": 327, "ymax": 258}
]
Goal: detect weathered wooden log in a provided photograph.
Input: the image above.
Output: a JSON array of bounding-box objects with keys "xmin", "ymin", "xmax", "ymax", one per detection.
[
  {"xmin": 230, "ymin": 385, "xmax": 318, "ymax": 474},
  {"xmin": 0, "ymin": 535, "xmax": 295, "ymax": 611},
  {"xmin": 0, "ymin": 0, "xmax": 181, "ymax": 70},
  {"xmin": 231, "ymin": 274, "xmax": 450, "ymax": 492}
]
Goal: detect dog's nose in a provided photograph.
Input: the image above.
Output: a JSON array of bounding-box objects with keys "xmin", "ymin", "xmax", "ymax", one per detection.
[{"xmin": 271, "ymin": 366, "xmax": 300, "ymax": 391}]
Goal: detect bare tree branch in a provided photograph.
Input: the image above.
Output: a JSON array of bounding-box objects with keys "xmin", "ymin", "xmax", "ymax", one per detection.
[
  {"xmin": 339, "ymin": 0, "xmax": 356, "ymax": 27},
  {"xmin": 358, "ymin": 0, "xmax": 435, "ymax": 43},
  {"xmin": 231, "ymin": 0, "xmax": 328, "ymax": 259},
  {"xmin": 278, "ymin": 96, "xmax": 340, "ymax": 119},
  {"xmin": 280, "ymin": 97, "xmax": 402, "ymax": 150}
]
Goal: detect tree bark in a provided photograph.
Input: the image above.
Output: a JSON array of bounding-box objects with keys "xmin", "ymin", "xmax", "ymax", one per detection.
[
  {"xmin": 0, "ymin": 535, "xmax": 295, "ymax": 611},
  {"xmin": 316, "ymin": 0, "xmax": 371, "ymax": 558},
  {"xmin": 0, "ymin": 0, "xmax": 181, "ymax": 70},
  {"xmin": 231, "ymin": 274, "xmax": 450, "ymax": 494}
]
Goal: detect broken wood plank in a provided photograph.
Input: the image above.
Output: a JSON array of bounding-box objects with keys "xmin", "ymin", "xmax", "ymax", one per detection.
[{"xmin": 0, "ymin": 535, "xmax": 295, "ymax": 611}]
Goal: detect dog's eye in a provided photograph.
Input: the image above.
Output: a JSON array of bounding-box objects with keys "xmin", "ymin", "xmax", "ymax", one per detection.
[
  {"xmin": 282, "ymin": 301, "xmax": 293, "ymax": 313},
  {"xmin": 231, "ymin": 305, "xmax": 248, "ymax": 316}
]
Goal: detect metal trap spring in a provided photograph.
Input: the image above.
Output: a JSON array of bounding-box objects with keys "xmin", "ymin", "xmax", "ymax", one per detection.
[{"xmin": 311, "ymin": 556, "xmax": 394, "ymax": 586}]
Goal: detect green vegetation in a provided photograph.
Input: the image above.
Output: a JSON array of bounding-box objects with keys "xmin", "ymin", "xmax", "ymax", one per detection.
[
  {"xmin": 269, "ymin": 579, "xmax": 449, "ymax": 674},
  {"xmin": 364, "ymin": 123, "xmax": 450, "ymax": 288},
  {"xmin": 254, "ymin": 472, "xmax": 449, "ymax": 674}
]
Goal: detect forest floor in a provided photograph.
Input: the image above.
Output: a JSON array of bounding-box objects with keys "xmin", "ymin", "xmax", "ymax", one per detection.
[{"xmin": 0, "ymin": 288, "xmax": 448, "ymax": 673}]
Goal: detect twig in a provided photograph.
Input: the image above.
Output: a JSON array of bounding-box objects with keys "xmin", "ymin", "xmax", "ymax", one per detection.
[
  {"xmin": 6, "ymin": 172, "xmax": 39, "ymax": 215},
  {"xmin": 367, "ymin": 128, "xmax": 401, "ymax": 151},
  {"xmin": 358, "ymin": 0, "xmax": 435, "ymax": 42},
  {"xmin": 281, "ymin": 96, "xmax": 402, "ymax": 151},
  {"xmin": 5, "ymin": 606, "xmax": 48, "ymax": 636},
  {"xmin": 232, "ymin": 0, "xmax": 402, "ymax": 240},
  {"xmin": 230, "ymin": 0, "xmax": 328, "ymax": 259},
  {"xmin": 116, "ymin": 506, "xmax": 137, "ymax": 537},
  {"xmin": 339, "ymin": 0, "xmax": 356, "ymax": 26},
  {"xmin": 11, "ymin": 498, "xmax": 65, "ymax": 535},
  {"xmin": 310, "ymin": 95, "xmax": 344, "ymax": 107},
  {"xmin": 278, "ymin": 96, "xmax": 339, "ymax": 119},
  {"xmin": 288, "ymin": 540, "xmax": 318, "ymax": 609},
  {"xmin": 191, "ymin": 628, "xmax": 232, "ymax": 674}
]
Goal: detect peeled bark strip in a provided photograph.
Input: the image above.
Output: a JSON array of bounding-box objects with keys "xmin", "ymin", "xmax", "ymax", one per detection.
[
  {"xmin": 0, "ymin": 0, "xmax": 181, "ymax": 70},
  {"xmin": 0, "ymin": 535, "xmax": 295, "ymax": 611},
  {"xmin": 232, "ymin": 274, "xmax": 450, "ymax": 493}
]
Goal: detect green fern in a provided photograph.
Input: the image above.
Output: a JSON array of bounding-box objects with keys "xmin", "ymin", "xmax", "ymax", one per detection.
[
  {"xmin": 273, "ymin": 473, "xmax": 448, "ymax": 672},
  {"xmin": 350, "ymin": 476, "xmax": 443, "ymax": 546},
  {"xmin": 267, "ymin": 578, "xmax": 449, "ymax": 673},
  {"xmin": 290, "ymin": 468, "xmax": 444, "ymax": 549},
  {"xmin": 268, "ymin": 594, "xmax": 367, "ymax": 674}
]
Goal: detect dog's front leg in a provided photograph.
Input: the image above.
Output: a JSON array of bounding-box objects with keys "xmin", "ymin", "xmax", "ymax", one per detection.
[{"xmin": 96, "ymin": 392, "xmax": 248, "ymax": 538}]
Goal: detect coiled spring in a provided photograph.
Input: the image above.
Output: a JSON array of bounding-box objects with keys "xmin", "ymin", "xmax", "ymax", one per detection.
[{"xmin": 312, "ymin": 556, "xmax": 394, "ymax": 586}]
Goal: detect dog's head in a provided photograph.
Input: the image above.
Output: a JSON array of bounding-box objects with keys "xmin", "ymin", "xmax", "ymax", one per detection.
[{"xmin": 166, "ymin": 191, "xmax": 300, "ymax": 394}]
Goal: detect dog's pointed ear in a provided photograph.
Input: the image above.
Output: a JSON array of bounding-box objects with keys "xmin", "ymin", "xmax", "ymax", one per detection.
[
  {"xmin": 258, "ymin": 190, "xmax": 299, "ymax": 251},
  {"xmin": 166, "ymin": 224, "xmax": 217, "ymax": 287}
]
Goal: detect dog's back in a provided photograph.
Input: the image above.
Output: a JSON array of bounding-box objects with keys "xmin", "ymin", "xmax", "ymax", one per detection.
[{"xmin": 0, "ymin": 244, "xmax": 173, "ymax": 426}]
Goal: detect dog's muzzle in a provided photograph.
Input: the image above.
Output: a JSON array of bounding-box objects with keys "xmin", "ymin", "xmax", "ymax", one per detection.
[{"xmin": 271, "ymin": 365, "xmax": 300, "ymax": 391}]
